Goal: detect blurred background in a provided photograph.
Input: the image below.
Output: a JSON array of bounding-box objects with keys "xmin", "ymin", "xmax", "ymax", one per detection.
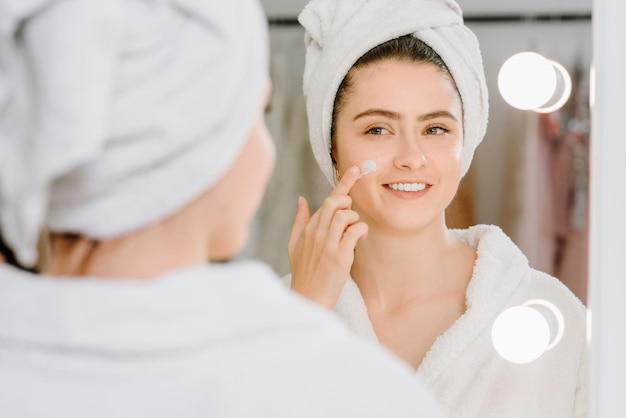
[{"xmin": 245, "ymin": 0, "xmax": 592, "ymax": 306}]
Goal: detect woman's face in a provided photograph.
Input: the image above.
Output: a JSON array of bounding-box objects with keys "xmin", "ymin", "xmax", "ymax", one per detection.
[{"xmin": 333, "ymin": 59, "xmax": 463, "ymax": 233}]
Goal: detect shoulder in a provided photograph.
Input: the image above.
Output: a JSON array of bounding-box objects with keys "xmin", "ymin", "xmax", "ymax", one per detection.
[
  {"xmin": 183, "ymin": 265, "xmax": 445, "ymax": 417},
  {"xmin": 0, "ymin": 263, "xmax": 444, "ymax": 417},
  {"xmin": 453, "ymin": 224, "xmax": 528, "ymax": 267},
  {"xmin": 296, "ymin": 337, "xmax": 444, "ymax": 416},
  {"xmin": 456, "ymin": 224, "xmax": 586, "ymax": 324},
  {"xmin": 525, "ymin": 267, "xmax": 586, "ymax": 321},
  {"xmin": 234, "ymin": 317, "xmax": 444, "ymax": 417},
  {"xmin": 459, "ymin": 224, "xmax": 586, "ymax": 312}
]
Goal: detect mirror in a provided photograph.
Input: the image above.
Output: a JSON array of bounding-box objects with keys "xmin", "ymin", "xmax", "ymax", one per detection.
[
  {"xmin": 250, "ymin": 0, "xmax": 593, "ymax": 309},
  {"xmin": 248, "ymin": 1, "xmax": 597, "ymax": 415}
]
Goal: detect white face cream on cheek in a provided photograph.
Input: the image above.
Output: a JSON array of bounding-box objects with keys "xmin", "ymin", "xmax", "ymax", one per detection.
[{"xmin": 359, "ymin": 160, "xmax": 377, "ymax": 178}]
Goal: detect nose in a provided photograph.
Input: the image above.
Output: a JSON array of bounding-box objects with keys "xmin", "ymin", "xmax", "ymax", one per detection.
[{"xmin": 392, "ymin": 133, "xmax": 427, "ymax": 170}]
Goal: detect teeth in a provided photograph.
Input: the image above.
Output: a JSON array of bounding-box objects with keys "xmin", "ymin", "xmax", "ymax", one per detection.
[{"xmin": 388, "ymin": 183, "xmax": 426, "ymax": 192}]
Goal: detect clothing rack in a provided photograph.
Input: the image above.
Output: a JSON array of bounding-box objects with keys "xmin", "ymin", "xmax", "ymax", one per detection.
[{"xmin": 268, "ymin": 13, "xmax": 592, "ymax": 26}]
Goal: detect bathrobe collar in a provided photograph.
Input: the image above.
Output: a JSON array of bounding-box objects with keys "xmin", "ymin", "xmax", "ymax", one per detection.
[{"xmin": 334, "ymin": 224, "xmax": 530, "ymax": 384}]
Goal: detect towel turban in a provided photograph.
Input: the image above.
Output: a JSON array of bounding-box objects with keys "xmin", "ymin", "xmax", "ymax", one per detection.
[
  {"xmin": 0, "ymin": 0, "xmax": 269, "ymax": 266},
  {"xmin": 299, "ymin": 0, "xmax": 489, "ymax": 185}
]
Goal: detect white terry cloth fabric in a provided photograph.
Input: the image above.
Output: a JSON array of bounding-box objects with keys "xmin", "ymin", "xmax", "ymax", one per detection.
[
  {"xmin": 0, "ymin": 0, "xmax": 268, "ymax": 266},
  {"xmin": 299, "ymin": 0, "xmax": 489, "ymax": 186},
  {"xmin": 281, "ymin": 225, "xmax": 589, "ymax": 418},
  {"xmin": 0, "ymin": 262, "xmax": 445, "ymax": 418}
]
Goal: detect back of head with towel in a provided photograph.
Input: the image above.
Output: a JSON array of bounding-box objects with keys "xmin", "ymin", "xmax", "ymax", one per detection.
[
  {"xmin": 0, "ymin": 1, "xmax": 445, "ymax": 417},
  {"xmin": 0, "ymin": 0, "xmax": 270, "ymax": 271}
]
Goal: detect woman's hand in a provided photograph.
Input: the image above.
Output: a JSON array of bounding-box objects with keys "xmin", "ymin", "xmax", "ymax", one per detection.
[{"xmin": 287, "ymin": 165, "xmax": 368, "ymax": 309}]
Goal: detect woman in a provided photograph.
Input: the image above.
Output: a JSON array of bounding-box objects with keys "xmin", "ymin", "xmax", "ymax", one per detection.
[
  {"xmin": 0, "ymin": 1, "xmax": 444, "ymax": 417},
  {"xmin": 287, "ymin": 0, "xmax": 588, "ymax": 417}
]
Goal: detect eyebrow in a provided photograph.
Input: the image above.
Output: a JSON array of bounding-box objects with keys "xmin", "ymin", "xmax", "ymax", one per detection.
[
  {"xmin": 419, "ymin": 111, "xmax": 458, "ymax": 122},
  {"xmin": 353, "ymin": 109, "xmax": 400, "ymax": 121},
  {"xmin": 352, "ymin": 108, "xmax": 458, "ymax": 122}
]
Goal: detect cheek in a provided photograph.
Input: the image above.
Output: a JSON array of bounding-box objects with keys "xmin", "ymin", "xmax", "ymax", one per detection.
[
  {"xmin": 441, "ymin": 144, "xmax": 464, "ymax": 192},
  {"xmin": 431, "ymin": 136, "xmax": 464, "ymax": 172},
  {"xmin": 334, "ymin": 137, "xmax": 387, "ymax": 175}
]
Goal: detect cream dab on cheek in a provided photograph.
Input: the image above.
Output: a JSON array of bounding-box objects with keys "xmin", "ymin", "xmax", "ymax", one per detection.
[{"xmin": 358, "ymin": 160, "xmax": 377, "ymax": 178}]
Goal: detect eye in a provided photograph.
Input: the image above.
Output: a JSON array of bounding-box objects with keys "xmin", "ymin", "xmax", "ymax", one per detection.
[
  {"xmin": 425, "ymin": 125, "xmax": 449, "ymax": 135},
  {"xmin": 366, "ymin": 126, "xmax": 390, "ymax": 135}
]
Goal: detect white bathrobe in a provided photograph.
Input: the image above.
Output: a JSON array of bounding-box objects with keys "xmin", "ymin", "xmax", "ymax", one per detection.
[
  {"xmin": 0, "ymin": 261, "xmax": 444, "ymax": 418},
  {"xmin": 284, "ymin": 224, "xmax": 588, "ymax": 418}
]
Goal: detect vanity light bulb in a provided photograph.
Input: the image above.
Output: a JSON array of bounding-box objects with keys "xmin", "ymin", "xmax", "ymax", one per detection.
[
  {"xmin": 498, "ymin": 52, "xmax": 557, "ymax": 111},
  {"xmin": 534, "ymin": 60, "xmax": 572, "ymax": 114},
  {"xmin": 491, "ymin": 299, "xmax": 564, "ymax": 364}
]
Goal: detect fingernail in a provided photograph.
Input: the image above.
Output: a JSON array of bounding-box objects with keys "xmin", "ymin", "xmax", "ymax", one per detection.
[
  {"xmin": 345, "ymin": 166, "xmax": 359, "ymax": 177},
  {"xmin": 297, "ymin": 196, "xmax": 304, "ymax": 208},
  {"xmin": 358, "ymin": 160, "xmax": 377, "ymax": 178}
]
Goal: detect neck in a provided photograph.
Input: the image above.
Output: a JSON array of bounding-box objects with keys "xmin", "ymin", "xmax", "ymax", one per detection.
[
  {"xmin": 44, "ymin": 213, "xmax": 210, "ymax": 280},
  {"xmin": 351, "ymin": 216, "xmax": 474, "ymax": 311}
]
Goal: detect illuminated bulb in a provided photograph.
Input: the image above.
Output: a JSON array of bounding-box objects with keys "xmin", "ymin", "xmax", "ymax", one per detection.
[
  {"xmin": 498, "ymin": 52, "xmax": 556, "ymax": 110},
  {"xmin": 497, "ymin": 52, "xmax": 572, "ymax": 113},
  {"xmin": 491, "ymin": 299, "xmax": 564, "ymax": 364},
  {"xmin": 534, "ymin": 60, "xmax": 572, "ymax": 114}
]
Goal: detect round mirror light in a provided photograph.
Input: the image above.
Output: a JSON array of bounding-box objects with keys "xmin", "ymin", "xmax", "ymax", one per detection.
[
  {"xmin": 498, "ymin": 52, "xmax": 572, "ymax": 113},
  {"xmin": 491, "ymin": 299, "xmax": 565, "ymax": 364},
  {"xmin": 534, "ymin": 60, "xmax": 573, "ymax": 113}
]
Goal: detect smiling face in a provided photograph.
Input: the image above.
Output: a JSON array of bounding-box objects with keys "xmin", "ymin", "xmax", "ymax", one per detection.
[{"xmin": 332, "ymin": 59, "xmax": 463, "ymax": 233}]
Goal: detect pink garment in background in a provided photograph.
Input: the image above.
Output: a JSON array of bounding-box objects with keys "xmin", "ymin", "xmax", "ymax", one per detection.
[{"xmin": 538, "ymin": 111, "xmax": 589, "ymax": 305}]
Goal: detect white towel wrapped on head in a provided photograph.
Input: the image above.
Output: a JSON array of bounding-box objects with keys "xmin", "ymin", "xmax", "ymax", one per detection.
[
  {"xmin": 299, "ymin": 0, "xmax": 489, "ymax": 186},
  {"xmin": 0, "ymin": 0, "xmax": 269, "ymax": 266}
]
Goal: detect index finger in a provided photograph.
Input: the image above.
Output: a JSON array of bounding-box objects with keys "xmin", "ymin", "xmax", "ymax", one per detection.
[{"xmin": 330, "ymin": 165, "xmax": 361, "ymax": 197}]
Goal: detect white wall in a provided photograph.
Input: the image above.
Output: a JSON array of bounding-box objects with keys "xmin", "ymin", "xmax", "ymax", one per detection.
[
  {"xmin": 260, "ymin": 0, "xmax": 592, "ymax": 18},
  {"xmin": 457, "ymin": 0, "xmax": 591, "ymax": 15},
  {"xmin": 589, "ymin": 0, "xmax": 626, "ymax": 415}
]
